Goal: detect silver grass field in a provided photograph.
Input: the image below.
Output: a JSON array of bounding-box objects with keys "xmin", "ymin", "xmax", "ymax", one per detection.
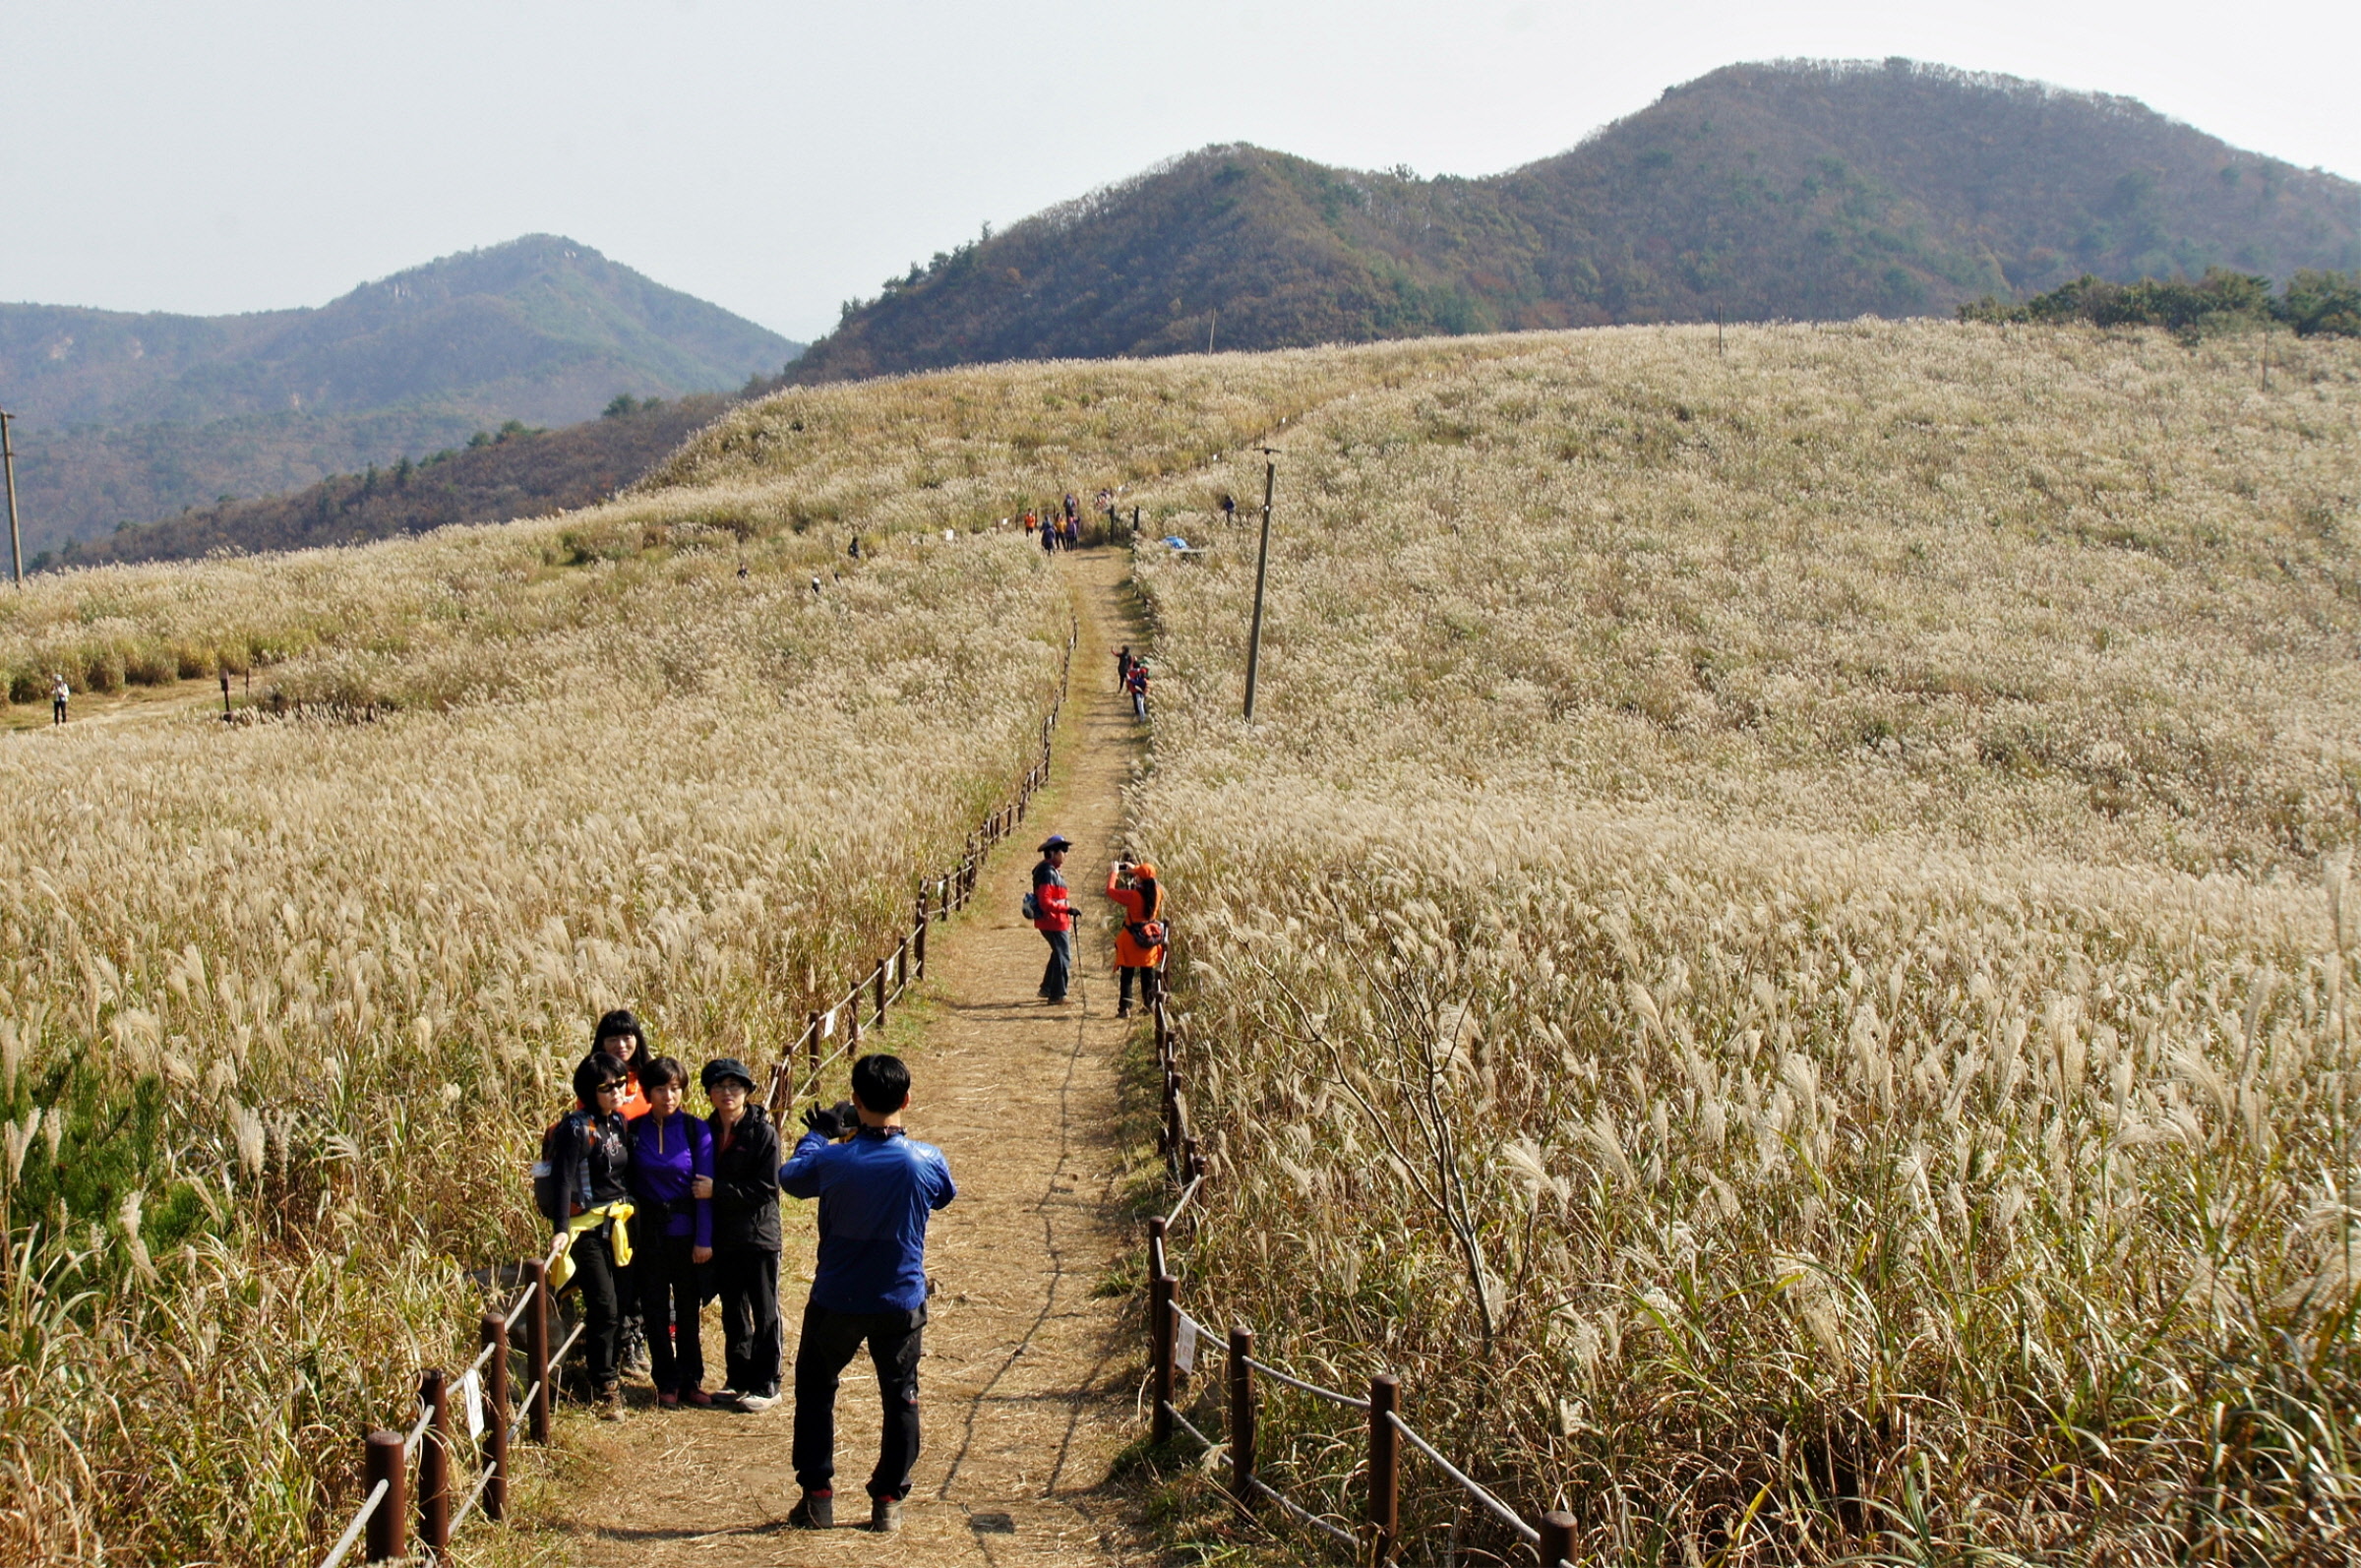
[{"xmin": 0, "ymin": 320, "xmax": 2352, "ymax": 1564}]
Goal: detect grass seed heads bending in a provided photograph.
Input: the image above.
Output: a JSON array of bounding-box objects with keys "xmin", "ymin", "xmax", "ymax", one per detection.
[{"xmin": 1128, "ymin": 322, "xmax": 2361, "ymax": 1563}]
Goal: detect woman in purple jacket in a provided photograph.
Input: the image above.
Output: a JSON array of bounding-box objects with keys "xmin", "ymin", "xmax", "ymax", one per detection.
[{"xmin": 629, "ymin": 1057, "xmax": 714, "ymax": 1407}]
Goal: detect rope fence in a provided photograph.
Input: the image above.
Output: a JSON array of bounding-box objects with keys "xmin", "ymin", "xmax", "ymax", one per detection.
[
  {"xmin": 1140, "ymin": 978, "xmax": 1581, "ymax": 1567},
  {"xmin": 312, "ymin": 617, "xmax": 1078, "ymax": 1565}
]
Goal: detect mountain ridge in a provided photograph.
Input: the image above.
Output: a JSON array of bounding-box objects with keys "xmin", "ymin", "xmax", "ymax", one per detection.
[
  {"xmin": 0, "ymin": 235, "xmax": 801, "ymax": 551},
  {"xmin": 792, "ymin": 58, "xmax": 2360, "ymax": 382}
]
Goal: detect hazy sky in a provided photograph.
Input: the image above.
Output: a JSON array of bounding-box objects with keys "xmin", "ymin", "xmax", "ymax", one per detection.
[{"xmin": 4, "ymin": 0, "xmax": 2354, "ymax": 341}]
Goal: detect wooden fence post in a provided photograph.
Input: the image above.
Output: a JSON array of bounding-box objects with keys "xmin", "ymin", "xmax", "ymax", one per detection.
[
  {"xmin": 1147, "ymin": 1214, "xmax": 1167, "ymax": 1281},
  {"xmin": 417, "ymin": 1367, "xmax": 451, "ymax": 1552},
  {"xmin": 1230, "ymin": 1326, "xmax": 1255, "ymax": 1506},
  {"xmin": 523, "ymin": 1258, "xmax": 550, "ymax": 1444},
  {"xmin": 1537, "ymin": 1511, "xmax": 1577, "ymax": 1568},
  {"xmin": 1150, "ymin": 1270, "xmax": 1176, "ymax": 1446},
  {"xmin": 363, "ymin": 1429, "xmax": 405, "ymax": 1563},
  {"xmin": 1368, "ymin": 1374, "xmax": 1400, "ymax": 1562},
  {"xmin": 479, "ymin": 1310, "xmax": 509, "ymax": 1522},
  {"xmin": 875, "ymin": 957, "xmax": 888, "ymax": 1030},
  {"xmin": 913, "ymin": 907, "xmax": 928, "ymax": 980},
  {"xmin": 848, "ymin": 992, "xmax": 861, "ymax": 1053}
]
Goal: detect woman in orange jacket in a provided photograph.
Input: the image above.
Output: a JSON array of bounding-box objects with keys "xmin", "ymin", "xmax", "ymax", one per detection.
[{"xmin": 1106, "ymin": 860, "xmax": 1166, "ymax": 1018}]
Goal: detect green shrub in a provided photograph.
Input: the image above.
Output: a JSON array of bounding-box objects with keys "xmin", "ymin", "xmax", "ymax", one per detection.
[
  {"xmin": 124, "ymin": 644, "xmax": 178, "ymax": 686},
  {"xmin": 83, "ymin": 646, "xmax": 125, "ymax": 694}
]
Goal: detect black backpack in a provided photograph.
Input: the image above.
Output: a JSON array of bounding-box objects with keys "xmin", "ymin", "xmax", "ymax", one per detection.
[{"xmin": 530, "ymin": 1114, "xmax": 575, "ymax": 1225}]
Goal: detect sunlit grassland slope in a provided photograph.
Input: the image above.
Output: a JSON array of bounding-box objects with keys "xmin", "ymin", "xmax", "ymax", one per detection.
[
  {"xmin": 0, "ymin": 348, "xmax": 1433, "ymax": 1564},
  {"xmin": 1124, "ymin": 322, "xmax": 2361, "ymax": 1563}
]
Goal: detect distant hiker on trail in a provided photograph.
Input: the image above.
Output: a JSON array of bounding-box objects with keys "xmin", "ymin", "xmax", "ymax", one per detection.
[
  {"xmin": 50, "ymin": 677, "xmax": 67, "ymax": 725},
  {"xmin": 1106, "ymin": 859, "xmax": 1166, "ymax": 1018},
  {"xmin": 696, "ymin": 1057, "xmax": 783, "ymax": 1412},
  {"xmin": 1041, "ymin": 518, "xmax": 1058, "ymax": 555},
  {"xmin": 628, "ymin": 1056, "xmax": 713, "ymax": 1408},
  {"xmin": 1125, "ymin": 660, "xmax": 1150, "ymax": 722},
  {"xmin": 1062, "ymin": 514, "xmax": 1080, "ymax": 550},
  {"xmin": 779, "ymin": 1054, "xmax": 956, "ymax": 1534},
  {"xmin": 1063, "ymin": 492, "xmax": 1078, "ymax": 527},
  {"xmin": 848, "ymin": 535, "xmax": 862, "ymax": 560},
  {"xmin": 1023, "ymin": 510, "xmax": 1038, "ymax": 537},
  {"xmin": 548, "ymin": 1054, "xmax": 636, "ymax": 1420},
  {"xmin": 1116, "ymin": 645, "xmax": 1133, "ymax": 691},
  {"xmin": 1221, "ymin": 494, "xmax": 1237, "ymax": 525},
  {"xmin": 1028, "ymin": 833, "xmax": 1075, "ymax": 1003}
]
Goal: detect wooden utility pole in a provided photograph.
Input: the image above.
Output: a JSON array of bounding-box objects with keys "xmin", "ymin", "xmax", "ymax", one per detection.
[
  {"xmin": 1241, "ymin": 452, "xmax": 1277, "ymax": 721},
  {"xmin": 1, "ymin": 409, "xmax": 22, "ymax": 585}
]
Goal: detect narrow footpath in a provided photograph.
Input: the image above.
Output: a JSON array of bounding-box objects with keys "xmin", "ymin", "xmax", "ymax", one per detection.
[{"xmin": 554, "ymin": 550, "xmax": 1151, "ymax": 1567}]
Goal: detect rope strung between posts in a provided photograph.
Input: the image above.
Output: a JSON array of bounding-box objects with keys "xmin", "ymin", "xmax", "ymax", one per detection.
[
  {"xmin": 1386, "ymin": 1411, "xmax": 1541, "ymax": 1545},
  {"xmin": 1245, "ymin": 1477, "xmax": 1360, "ymax": 1548},
  {"xmin": 1147, "ymin": 960, "xmax": 1582, "ymax": 1563},
  {"xmin": 449, "ymin": 1458, "xmax": 501, "ymax": 1536},
  {"xmin": 1164, "ymin": 1401, "xmax": 1217, "ymax": 1450},
  {"xmin": 311, "ymin": 611, "xmax": 1089, "ymax": 1567},
  {"xmin": 315, "ymin": 1480, "xmax": 389, "ymax": 1568},
  {"xmin": 1161, "ymin": 1175, "xmax": 1202, "ymax": 1230},
  {"xmin": 1241, "ymin": 1357, "xmax": 1368, "ymax": 1410},
  {"xmin": 399, "ymin": 1403, "xmax": 437, "ymax": 1460}
]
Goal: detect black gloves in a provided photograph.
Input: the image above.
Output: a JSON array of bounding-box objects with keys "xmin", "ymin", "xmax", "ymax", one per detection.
[{"xmin": 802, "ymin": 1100, "xmax": 863, "ymax": 1140}]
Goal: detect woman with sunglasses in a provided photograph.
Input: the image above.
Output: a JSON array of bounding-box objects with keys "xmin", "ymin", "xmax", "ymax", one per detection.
[{"xmin": 550, "ymin": 1053, "xmax": 636, "ymax": 1419}]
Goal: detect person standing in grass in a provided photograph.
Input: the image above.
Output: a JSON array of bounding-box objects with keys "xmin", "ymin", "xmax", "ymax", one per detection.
[
  {"xmin": 780, "ymin": 1054, "xmax": 956, "ymax": 1535},
  {"xmin": 1116, "ymin": 645, "xmax": 1133, "ymax": 692},
  {"xmin": 50, "ymin": 676, "xmax": 67, "ymax": 726},
  {"xmin": 1105, "ymin": 859, "xmax": 1166, "ymax": 1019},
  {"xmin": 549, "ymin": 1054, "xmax": 636, "ymax": 1421},
  {"xmin": 1030, "ymin": 833, "xmax": 1075, "ymax": 1004},
  {"xmin": 584, "ymin": 1009, "xmax": 653, "ymax": 1373},
  {"xmin": 1125, "ymin": 660, "xmax": 1150, "ymax": 723},
  {"xmin": 696, "ymin": 1057, "xmax": 783, "ymax": 1412},
  {"xmin": 628, "ymin": 1056, "xmax": 713, "ymax": 1408}
]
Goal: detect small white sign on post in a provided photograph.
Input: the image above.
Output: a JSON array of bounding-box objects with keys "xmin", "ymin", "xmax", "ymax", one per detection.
[
  {"xmin": 1175, "ymin": 1312, "xmax": 1198, "ymax": 1374},
  {"xmin": 459, "ymin": 1367, "xmax": 485, "ymax": 1442}
]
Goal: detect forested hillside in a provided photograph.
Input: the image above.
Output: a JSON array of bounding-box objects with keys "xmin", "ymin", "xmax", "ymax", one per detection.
[
  {"xmin": 50, "ymin": 393, "xmax": 734, "ymax": 569},
  {"xmin": 0, "ymin": 236, "xmax": 800, "ymax": 551},
  {"xmin": 794, "ymin": 58, "xmax": 2360, "ymax": 380}
]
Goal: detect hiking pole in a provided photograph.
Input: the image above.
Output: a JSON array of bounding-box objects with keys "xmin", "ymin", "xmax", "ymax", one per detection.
[{"xmin": 1241, "ymin": 450, "xmax": 1276, "ymax": 721}]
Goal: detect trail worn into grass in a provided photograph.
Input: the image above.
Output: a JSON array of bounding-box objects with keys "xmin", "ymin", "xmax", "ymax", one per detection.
[{"xmin": 553, "ymin": 549, "xmax": 1152, "ymax": 1567}]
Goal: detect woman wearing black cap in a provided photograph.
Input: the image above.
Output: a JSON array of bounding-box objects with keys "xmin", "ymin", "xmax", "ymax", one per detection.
[
  {"xmin": 1029, "ymin": 835, "xmax": 1075, "ymax": 1004},
  {"xmin": 696, "ymin": 1056, "xmax": 784, "ymax": 1411}
]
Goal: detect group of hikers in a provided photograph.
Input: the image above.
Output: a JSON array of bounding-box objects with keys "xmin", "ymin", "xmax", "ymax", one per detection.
[
  {"xmin": 1023, "ymin": 494, "xmax": 1084, "ymax": 552},
  {"xmin": 1116, "ymin": 643, "xmax": 1150, "ymax": 722},
  {"xmin": 542, "ymin": 1009, "xmax": 953, "ymax": 1532},
  {"xmin": 537, "ymin": 838, "xmax": 1166, "ymax": 1532}
]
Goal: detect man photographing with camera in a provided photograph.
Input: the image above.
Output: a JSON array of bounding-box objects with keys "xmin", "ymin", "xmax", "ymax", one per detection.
[{"xmin": 778, "ymin": 1054, "xmax": 957, "ymax": 1534}]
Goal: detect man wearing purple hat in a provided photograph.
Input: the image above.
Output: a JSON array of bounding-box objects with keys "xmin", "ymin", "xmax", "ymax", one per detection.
[{"xmin": 1028, "ymin": 834, "xmax": 1075, "ymax": 1003}]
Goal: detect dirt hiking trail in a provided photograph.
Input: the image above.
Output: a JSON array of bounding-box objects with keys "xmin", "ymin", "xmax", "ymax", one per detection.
[{"xmin": 555, "ymin": 550, "xmax": 1153, "ymax": 1567}]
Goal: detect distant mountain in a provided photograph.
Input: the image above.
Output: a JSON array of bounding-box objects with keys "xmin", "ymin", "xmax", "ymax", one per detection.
[
  {"xmin": 45, "ymin": 392, "xmax": 746, "ymax": 571},
  {"xmin": 0, "ymin": 236, "xmax": 801, "ymax": 551},
  {"xmin": 793, "ymin": 58, "xmax": 2361, "ymax": 381}
]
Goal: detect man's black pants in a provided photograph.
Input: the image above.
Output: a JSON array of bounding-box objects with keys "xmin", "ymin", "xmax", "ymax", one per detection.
[
  {"xmin": 792, "ymin": 1302, "xmax": 926, "ymax": 1500},
  {"xmin": 711, "ymin": 1247, "xmax": 782, "ymax": 1397},
  {"xmin": 637, "ymin": 1231, "xmax": 705, "ymax": 1395}
]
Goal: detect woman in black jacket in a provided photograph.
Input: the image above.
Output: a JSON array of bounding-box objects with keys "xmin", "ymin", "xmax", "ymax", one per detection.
[
  {"xmin": 696, "ymin": 1057, "xmax": 783, "ymax": 1410},
  {"xmin": 552, "ymin": 1053, "xmax": 635, "ymax": 1419}
]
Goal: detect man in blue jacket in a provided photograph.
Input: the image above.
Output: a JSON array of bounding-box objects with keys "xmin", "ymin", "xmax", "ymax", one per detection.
[{"xmin": 779, "ymin": 1053, "xmax": 957, "ymax": 1534}]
